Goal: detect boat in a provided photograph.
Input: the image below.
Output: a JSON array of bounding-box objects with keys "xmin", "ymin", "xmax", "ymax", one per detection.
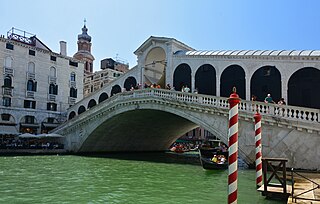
[{"xmin": 199, "ymin": 147, "xmax": 228, "ymax": 170}]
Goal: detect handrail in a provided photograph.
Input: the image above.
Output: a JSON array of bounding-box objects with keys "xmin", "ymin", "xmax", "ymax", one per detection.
[
  {"xmin": 67, "ymin": 88, "xmax": 320, "ymax": 127},
  {"xmin": 291, "ymin": 168, "xmax": 320, "ymax": 202}
]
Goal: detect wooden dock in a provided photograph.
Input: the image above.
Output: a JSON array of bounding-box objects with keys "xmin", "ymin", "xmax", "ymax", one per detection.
[{"xmin": 287, "ymin": 172, "xmax": 320, "ymax": 204}]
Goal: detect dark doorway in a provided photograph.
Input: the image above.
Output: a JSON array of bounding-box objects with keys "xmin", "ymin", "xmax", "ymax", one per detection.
[
  {"xmin": 98, "ymin": 92, "xmax": 109, "ymax": 103},
  {"xmin": 195, "ymin": 64, "xmax": 216, "ymax": 95},
  {"xmin": 111, "ymin": 85, "xmax": 122, "ymax": 96},
  {"xmin": 220, "ymin": 65, "xmax": 245, "ymax": 99},
  {"xmin": 250, "ymin": 66, "xmax": 281, "ymax": 102},
  {"xmin": 68, "ymin": 111, "xmax": 76, "ymax": 120},
  {"xmin": 173, "ymin": 63, "xmax": 191, "ymax": 91},
  {"xmin": 288, "ymin": 67, "xmax": 320, "ymax": 109},
  {"xmin": 78, "ymin": 105, "xmax": 86, "ymax": 115},
  {"xmin": 124, "ymin": 76, "xmax": 137, "ymax": 91},
  {"xmin": 87, "ymin": 99, "xmax": 97, "ymax": 109}
]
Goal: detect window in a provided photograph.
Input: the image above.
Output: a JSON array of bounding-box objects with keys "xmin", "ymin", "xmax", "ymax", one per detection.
[
  {"xmin": 47, "ymin": 103, "xmax": 57, "ymax": 111},
  {"xmin": 47, "ymin": 117, "xmax": 55, "ymax": 123},
  {"xmin": 70, "ymin": 72, "xmax": 76, "ymax": 81},
  {"xmin": 2, "ymin": 97, "xmax": 11, "ymax": 107},
  {"xmin": 69, "ymin": 60, "xmax": 78, "ymax": 67},
  {"xmin": 49, "ymin": 84, "xmax": 58, "ymax": 95},
  {"xmin": 4, "ymin": 75, "xmax": 12, "ymax": 87},
  {"xmin": 50, "ymin": 67, "xmax": 56, "ymax": 77},
  {"xmin": 1, "ymin": 114, "xmax": 10, "ymax": 121},
  {"xmin": 29, "ymin": 50, "xmax": 35, "ymax": 56},
  {"xmin": 24, "ymin": 100, "xmax": 36, "ymax": 109},
  {"xmin": 25, "ymin": 116, "xmax": 35, "ymax": 124},
  {"xmin": 50, "ymin": 56, "xmax": 56, "ymax": 61},
  {"xmin": 70, "ymin": 87, "xmax": 77, "ymax": 98},
  {"xmin": 28, "ymin": 62, "xmax": 35, "ymax": 73},
  {"xmin": 27, "ymin": 80, "xmax": 37, "ymax": 91},
  {"xmin": 4, "ymin": 57, "xmax": 13, "ymax": 68},
  {"xmin": 6, "ymin": 43, "xmax": 14, "ymax": 50}
]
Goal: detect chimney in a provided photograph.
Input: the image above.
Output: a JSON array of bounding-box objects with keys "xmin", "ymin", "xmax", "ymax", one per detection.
[{"xmin": 59, "ymin": 41, "xmax": 67, "ymax": 56}]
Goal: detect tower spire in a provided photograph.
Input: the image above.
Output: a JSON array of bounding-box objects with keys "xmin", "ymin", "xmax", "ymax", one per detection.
[{"xmin": 84, "ymin": 18, "xmax": 86, "ymax": 27}]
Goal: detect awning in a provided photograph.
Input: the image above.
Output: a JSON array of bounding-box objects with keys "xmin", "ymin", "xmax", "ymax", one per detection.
[
  {"xmin": 0, "ymin": 125, "xmax": 19, "ymax": 135},
  {"xmin": 20, "ymin": 123, "xmax": 40, "ymax": 128},
  {"xmin": 42, "ymin": 123, "xmax": 59, "ymax": 128}
]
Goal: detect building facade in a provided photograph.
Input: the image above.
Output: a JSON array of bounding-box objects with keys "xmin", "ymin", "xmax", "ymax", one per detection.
[
  {"xmin": 0, "ymin": 28, "xmax": 84, "ymax": 136},
  {"xmin": 83, "ymin": 58, "xmax": 129, "ymax": 97}
]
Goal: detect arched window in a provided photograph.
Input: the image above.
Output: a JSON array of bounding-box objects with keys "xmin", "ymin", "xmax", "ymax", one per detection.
[
  {"xmin": 50, "ymin": 67, "xmax": 56, "ymax": 77},
  {"xmin": 4, "ymin": 75, "xmax": 12, "ymax": 87},
  {"xmin": 70, "ymin": 87, "xmax": 77, "ymax": 98},
  {"xmin": 98, "ymin": 92, "xmax": 109, "ymax": 103},
  {"xmin": 27, "ymin": 80, "xmax": 37, "ymax": 91},
  {"xmin": 70, "ymin": 72, "xmax": 76, "ymax": 81},
  {"xmin": 173, "ymin": 63, "xmax": 192, "ymax": 91},
  {"xmin": 4, "ymin": 57, "xmax": 12, "ymax": 68},
  {"xmin": 49, "ymin": 84, "xmax": 58, "ymax": 95},
  {"xmin": 28, "ymin": 62, "xmax": 35, "ymax": 73},
  {"xmin": 68, "ymin": 111, "xmax": 76, "ymax": 120}
]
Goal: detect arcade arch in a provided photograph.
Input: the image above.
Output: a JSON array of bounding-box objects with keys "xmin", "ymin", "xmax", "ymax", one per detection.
[
  {"xmin": 220, "ymin": 65, "xmax": 245, "ymax": 99},
  {"xmin": 195, "ymin": 64, "xmax": 216, "ymax": 95},
  {"xmin": 173, "ymin": 63, "xmax": 191, "ymax": 91},
  {"xmin": 288, "ymin": 67, "xmax": 320, "ymax": 109},
  {"xmin": 250, "ymin": 66, "xmax": 281, "ymax": 102}
]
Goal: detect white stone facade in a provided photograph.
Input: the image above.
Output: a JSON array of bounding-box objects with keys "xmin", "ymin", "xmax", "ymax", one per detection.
[
  {"xmin": 0, "ymin": 34, "xmax": 84, "ymax": 135},
  {"xmin": 83, "ymin": 68, "xmax": 125, "ymax": 97}
]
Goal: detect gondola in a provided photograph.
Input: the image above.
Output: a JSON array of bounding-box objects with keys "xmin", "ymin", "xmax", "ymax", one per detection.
[{"xmin": 199, "ymin": 147, "xmax": 228, "ymax": 170}]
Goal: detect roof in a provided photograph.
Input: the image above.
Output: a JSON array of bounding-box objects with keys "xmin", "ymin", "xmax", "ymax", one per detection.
[
  {"xmin": 134, "ymin": 36, "xmax": 194, "ymax": 55},
  {"xmin": 179, "ymin": 50, "xmax": 320, "ymax": 57}
]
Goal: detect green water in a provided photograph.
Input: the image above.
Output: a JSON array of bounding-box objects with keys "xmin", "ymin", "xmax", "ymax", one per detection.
[{"xmin": 0, "ymin": 153, "xmax": 284, "ymax": 204}]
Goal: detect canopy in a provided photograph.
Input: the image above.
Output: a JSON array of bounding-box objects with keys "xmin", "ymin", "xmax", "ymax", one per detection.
[
  {"xmin": 0, "ymin": 125, "xmax": 19, "ymax": 135},
  {"xmin": 38, "ymin": 133, "xmax": 64, "ymax": 138},
  {"xmin": 18, "ymin": 133, "xmax": 40, "ymax": 138}
]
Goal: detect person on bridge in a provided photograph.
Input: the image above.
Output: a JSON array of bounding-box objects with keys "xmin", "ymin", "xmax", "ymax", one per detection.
[{"xmin": 264, "ymin": 93, "xmax": 275, "ymax": 103}]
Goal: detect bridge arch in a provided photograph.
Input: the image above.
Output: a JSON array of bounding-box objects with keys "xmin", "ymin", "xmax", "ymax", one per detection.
[
  {"xmin": 173, "ymin": 63, "xmax": 192, "ymax": 91},
  {"xmin": 111, "ymin": 85, "xmax": 122, "ymax": 96},
  {"xmin": 195, "ymin": 64, "xmax": 216, "ymax": 95},
  {"xmin": 78, "ymin": 105, "xmax": 86, "ymax": 115},
  {"xmin": 87, "ymin": 99, "xmax": 97, "ymax": 109},
  {"xmin": 144, "ymin": 47, "xmax": 166, "ymax": 87},
  {"xmin": 77, "ymin": 102, "xmax": 229, "ymax": 153},
  {"xmin": 124, "ymin": 76, "xmax": 137, "ymax": 91},
  {"xmin": 98, "ymin": 92, "xmax": 109, "ymax": 103},
  {"xmin": 68, "ymin": 111, "xmax": 76, "ymax": 120},
  {"xmin": 220, "ymin": 65, "xmax": 246, "ymax": 99},
  {"xmin": 288, "ymin": 67, "xmax": 320, "ymax": 109},
  {"xmin": 250, "ymin": 66, "xmax": 281, "ymax": 102}
]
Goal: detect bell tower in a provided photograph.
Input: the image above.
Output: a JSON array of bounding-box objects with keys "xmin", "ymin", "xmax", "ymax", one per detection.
[{"xmin": 73, "ymin": 19, "xmax": 95, "ymax": 75}]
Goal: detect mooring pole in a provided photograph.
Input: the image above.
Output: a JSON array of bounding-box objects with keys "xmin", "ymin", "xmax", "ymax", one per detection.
[
  {"xmin": 228, "ymin": 87, "xmax": 240, "ymax": 204},
  {"xmin": 254, "ymin": 111, "xmax": 263, "ymax": 188}
]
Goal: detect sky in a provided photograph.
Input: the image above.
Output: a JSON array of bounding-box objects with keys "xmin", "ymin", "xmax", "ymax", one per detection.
[{"xmin": 1, "ymin": 0, "xmax": 320, "ymax": 71}]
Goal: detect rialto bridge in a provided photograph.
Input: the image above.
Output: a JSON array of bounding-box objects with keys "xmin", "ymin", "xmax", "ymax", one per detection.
[{"xmin": 54, "ymin": 36, "xmax": 320, "ymax": 170}]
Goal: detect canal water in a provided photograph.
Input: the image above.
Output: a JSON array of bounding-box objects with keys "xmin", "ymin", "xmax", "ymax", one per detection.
[{"xmin": 0, "ymin": 153, "xmax": 284, "ymax": 204}]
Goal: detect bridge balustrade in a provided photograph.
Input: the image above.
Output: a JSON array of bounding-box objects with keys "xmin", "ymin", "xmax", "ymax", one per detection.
[{"xmin": 67, "ymin": 89, "xmax": 320, "ymax": 126}]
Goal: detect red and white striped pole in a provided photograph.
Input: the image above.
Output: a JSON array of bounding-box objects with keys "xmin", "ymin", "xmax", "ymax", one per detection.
[
  {"xmin": 228, "ymin": 87, "xmax": 240, "ymax": 204},
  {"xmin": 254, "ymin": 112, "xmax": 263, "ymax": 188}
]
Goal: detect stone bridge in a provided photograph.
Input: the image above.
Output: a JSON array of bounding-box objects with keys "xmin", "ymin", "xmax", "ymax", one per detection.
[{"xmin": 53, "ymin": 89, "xmax": 320, "ymax": 170}]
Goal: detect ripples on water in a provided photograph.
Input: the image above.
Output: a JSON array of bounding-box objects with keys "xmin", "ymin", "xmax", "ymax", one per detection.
[{"xmin": 0, "ymin": 153, "xmax": 284, "ymax": 204}]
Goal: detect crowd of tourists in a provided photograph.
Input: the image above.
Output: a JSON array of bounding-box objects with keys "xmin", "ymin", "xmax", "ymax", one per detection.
[{"xmin": 0, "ymin": 137, "xmax": 64, "ymax": 150}]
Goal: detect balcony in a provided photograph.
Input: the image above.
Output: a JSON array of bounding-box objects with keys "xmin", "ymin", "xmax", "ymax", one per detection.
[
  {"xmin": 4, "ymin": 67, "xmax": 14, "ymax": 76},
  {"xmin": 69, "ymin": 81, "xmax": 76, "ymax": 88},
  {"xmin": 2, "ymin": 87, "xmax": 13, "ymax": 96},
  {"xmin": 68, "ymin": 97, "xmax": 76, "ymax": 105},
  {"xmin": 48, "ymin": 94, "xmax": 56, "ymax": 102},
  {"xmin": 48, "ymin": 76, "xmax": 57, "ymax": 84},
  {"xmin": 26, "ymin": 91, "xmax": 35, "ymax": 98},
  {"xmin": 27, "ymin": 72, "xmax": 35, "ymax": 80}
]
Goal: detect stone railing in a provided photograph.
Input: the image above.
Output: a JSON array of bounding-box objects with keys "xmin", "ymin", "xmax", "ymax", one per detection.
[
  {"xmin": 59, "ymin": 88, "xmax": 319, "ymax": 134},
  {"xmin": 118, "ymin": 89, "xmax": 319, "ymax": 124}
]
